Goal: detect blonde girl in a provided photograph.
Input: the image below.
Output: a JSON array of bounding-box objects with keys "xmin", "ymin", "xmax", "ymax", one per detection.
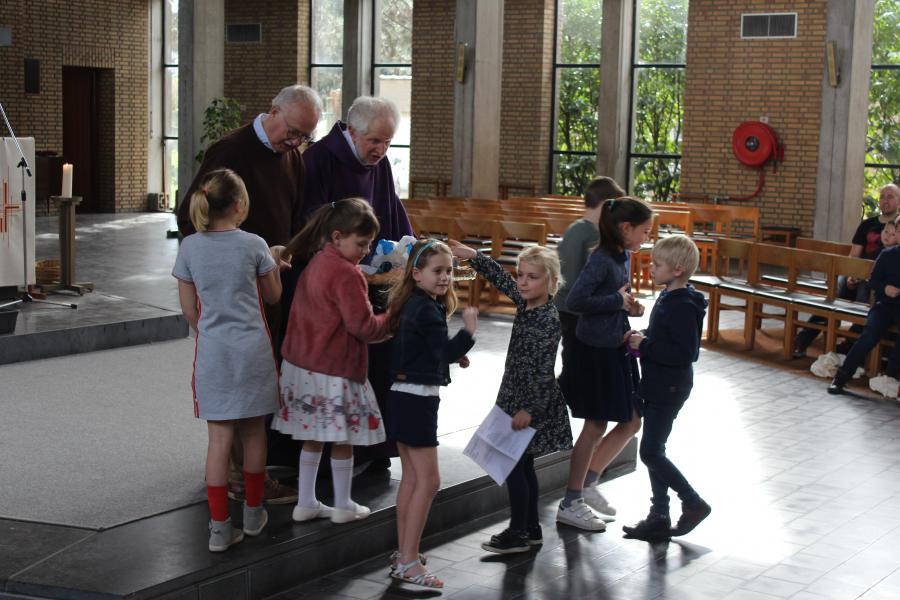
[{"xmin": 172, "ymin": 168, "xmax": 289, "ymax": 552}]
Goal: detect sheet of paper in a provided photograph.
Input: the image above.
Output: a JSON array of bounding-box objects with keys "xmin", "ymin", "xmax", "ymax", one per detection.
[{"xmin": 463, "ymin": 405, "xmax": 536, "ymax": 485}]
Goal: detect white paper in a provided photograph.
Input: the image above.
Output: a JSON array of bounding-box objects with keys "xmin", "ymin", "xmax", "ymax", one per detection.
[{"xmin": 463, "ymin": 405, "xmax": 536, "ymax": 485}]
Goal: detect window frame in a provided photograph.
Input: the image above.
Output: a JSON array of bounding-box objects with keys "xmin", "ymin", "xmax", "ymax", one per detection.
[{"xmin": 162, "ymin": 0, "xmax": 178, "ymax": 207}]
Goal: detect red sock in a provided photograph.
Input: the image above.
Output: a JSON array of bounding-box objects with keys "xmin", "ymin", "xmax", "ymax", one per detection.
[
  {"xmin": 244, "ymin": 470, "xmax": 265, "ymax": 508},
  {"xmin": 207, "ymin": 485, "xmax": 229, "ymax": 522}
]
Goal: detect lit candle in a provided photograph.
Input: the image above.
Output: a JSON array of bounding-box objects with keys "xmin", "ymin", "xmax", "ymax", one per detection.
[{"xmin": 62, "ymin": 163, "xmax": 73, "ymax": 197}]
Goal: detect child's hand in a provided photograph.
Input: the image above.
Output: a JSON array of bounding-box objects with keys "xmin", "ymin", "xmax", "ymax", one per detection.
[
  {"xmin": 511, "ymin": 410, "xmax": 532, "ymax": 430},
  {"xmin": 887, "ymin": 285, "xmax": 900, "ymax": 298},
  {"xmin": 270, "ymin": 245, "xmax": 292, "ymax": 270},
  {"xmin": 462, "ymin": 306, "xmax": 479, "ymax": 334},
  {"xmin": 629, "ymin": 300, "xmax": 645, "ymax": 317},
  {"xmin": 449, "ymin": 239, "xmax": 477, "ymax": 260},
  {"xmin": 618, "ymin": 284, "xmax": 635, "ymax": 311},
  {"xmin": 458, "ymin": 355, "xmax": 470, "ymax": 368},
  {"xmin": 627, "ymin": 332, "xmax": 644, "ymax": 349},
  {"xmin": 847, "ymin": 276, "xmax": 860, "ymax": 289}
]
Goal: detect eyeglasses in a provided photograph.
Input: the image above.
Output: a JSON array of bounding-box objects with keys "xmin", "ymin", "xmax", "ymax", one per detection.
[{"xmin": 281, "ymin": 113, "xmax": 315, "ymax": 145}]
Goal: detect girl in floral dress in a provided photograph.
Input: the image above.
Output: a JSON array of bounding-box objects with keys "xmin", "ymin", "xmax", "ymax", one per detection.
[{"xmin": 273, "ymin": 198, "xmax": 389, "ymax": 525}]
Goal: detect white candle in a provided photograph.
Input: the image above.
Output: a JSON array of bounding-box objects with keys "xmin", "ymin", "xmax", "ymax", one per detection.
[{"xmin": 62, "ymin": 163, "xmax": 73, "ymax": 197}]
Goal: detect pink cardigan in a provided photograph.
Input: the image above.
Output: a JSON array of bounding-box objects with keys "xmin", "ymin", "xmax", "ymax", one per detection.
[{"xmin": 281, "ymin": 244, "xmax": 389, "ymax": 383}]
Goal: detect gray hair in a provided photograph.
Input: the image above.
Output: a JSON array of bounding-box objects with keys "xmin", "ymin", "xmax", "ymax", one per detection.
[
  {"xmin": 272, "ymin": 85, "xmax": 323, "ymax": 120},
  {"xmin": 346, "ymin": 96, "xmax": 400, "ymax": 135}
]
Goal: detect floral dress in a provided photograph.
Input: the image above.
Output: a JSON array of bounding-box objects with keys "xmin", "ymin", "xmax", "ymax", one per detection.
[{"xmin": 471, "ymin": 253, "xmax": 573, "ymax": 456}]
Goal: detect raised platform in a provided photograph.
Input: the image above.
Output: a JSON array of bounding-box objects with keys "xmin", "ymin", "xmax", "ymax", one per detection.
[
  {"xmin": 0, "ymin": 443, "xmax": 636, "ymax": 600},
  {"xmin": 0, "ymin": 291, "xmax": 188, "ymax": 365}
]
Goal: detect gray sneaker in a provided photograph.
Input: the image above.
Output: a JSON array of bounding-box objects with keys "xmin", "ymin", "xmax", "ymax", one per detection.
[
  {"xmin": 243, "ymin": 504, "xmax": 268, "ymax": 536},
  {"xmin": 209, "ymin": 518, "xmax": 244, "ymax": 552}
]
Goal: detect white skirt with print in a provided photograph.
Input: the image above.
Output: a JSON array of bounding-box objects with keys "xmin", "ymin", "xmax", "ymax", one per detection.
[{"xmin": 272, "ymin": 361, "xmax": 386, "ymax": 446}]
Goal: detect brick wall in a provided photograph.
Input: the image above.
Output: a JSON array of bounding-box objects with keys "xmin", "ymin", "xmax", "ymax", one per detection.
[
  {"xmin": 680, "ymin": 0, "xmax": 827, "ymax": 236},
  {"xmin": 224, "ymin": 0, "xmax": 308, "ymax": 123},
  {"xmin": 409, "ymin": 0, "xmax": 456, "ymax": 196},
  {"xmin": 0, "ymin": 0, "xmax": 148, "ymax": 213},
  {"xmin": 499, "ymin": 0, "xmax": 554, "ymax": 196}
]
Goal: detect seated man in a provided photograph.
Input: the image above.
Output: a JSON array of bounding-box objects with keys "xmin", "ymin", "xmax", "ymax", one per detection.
[{"xmin": 794, "ymin": 183, "xmax": 900, "ymax": 357}]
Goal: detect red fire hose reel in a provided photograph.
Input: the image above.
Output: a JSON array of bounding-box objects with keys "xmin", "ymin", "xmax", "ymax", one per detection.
[{"xmin": 729, "ymin": 121, "xmax": 785, "ymax": 201}]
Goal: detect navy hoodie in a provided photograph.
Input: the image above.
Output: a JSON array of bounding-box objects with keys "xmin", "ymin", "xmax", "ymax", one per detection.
[{"xmin": 637, "ymin": 285, "xmax": 708, "ymax": 396}]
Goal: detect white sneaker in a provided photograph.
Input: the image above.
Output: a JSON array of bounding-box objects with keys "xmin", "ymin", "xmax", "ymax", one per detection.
[
  {"xmin": 331, "ymin": 500, "xmax": 371, "ymax": 524},
  {"xmin": 556, "ymin": 499, "xmax": 607, "ymax": 531},
  {"xmin": 869, "ymin": 375, "xmax": 899, "ymax": 399},
  {"xmin": 582, "ymin": 485, "xmax": 617, "ymax": 519},
  {"xmin": 292, "ymin": 501, "xmax": 334, "ymax": 522}
]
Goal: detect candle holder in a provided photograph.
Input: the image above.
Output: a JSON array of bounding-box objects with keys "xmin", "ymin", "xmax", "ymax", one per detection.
[{"xmin": 40, "ymin": 196, "xmax": 94, "ymax": 295}]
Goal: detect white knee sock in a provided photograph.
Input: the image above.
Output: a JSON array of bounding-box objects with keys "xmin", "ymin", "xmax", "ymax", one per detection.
[
  {"xmin": 331, "ymin": 457, "xmax": 354, "ymax": 510},
  {"xmin": 298, "ymin": 449, "xmax": 322, "ymax": 508}
]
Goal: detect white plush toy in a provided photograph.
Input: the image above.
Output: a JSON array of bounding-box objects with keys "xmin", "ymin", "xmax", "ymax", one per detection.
[{"xmin": 363, "ymin": 235, "xmax": 418, "ymax": 274}]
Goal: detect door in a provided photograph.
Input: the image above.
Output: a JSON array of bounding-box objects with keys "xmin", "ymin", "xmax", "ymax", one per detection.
[{"xmin": 62, "ymin": 67, "xmax": 100, "ymax": 212}]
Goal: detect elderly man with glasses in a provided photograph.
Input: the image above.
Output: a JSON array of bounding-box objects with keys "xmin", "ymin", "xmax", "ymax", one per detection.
[{"xmin": 177, "ymin": 84, "xmax": 323, "ymax": 505}]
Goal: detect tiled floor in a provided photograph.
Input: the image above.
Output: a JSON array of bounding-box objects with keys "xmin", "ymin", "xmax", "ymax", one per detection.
[
  {"xmin": 272, "ymin": 348, "xmax": 900, "ymax": 600},
  {"xmin": 27, "ymin": 214, "xmax": 900, "ymax": 599}
]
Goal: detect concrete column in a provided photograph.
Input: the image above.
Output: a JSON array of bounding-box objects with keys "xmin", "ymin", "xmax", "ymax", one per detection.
[
  {"xmin": 341, "ymin": 0, "xmax": 373, "ymax": 116},
  {"xmin": 595, "ymin": 0, "xmax": 634, "ymax": 187},
  {"xmin": 451, "ymin": 0, "xmax": 503, "ymax": 198},
  {"xmin": 814, "ymin": 0, "xmax": 875, "ymax": 241},
  {"xmin": 177, "ymin": 0, "xmax": 225, "ymax": 208}
]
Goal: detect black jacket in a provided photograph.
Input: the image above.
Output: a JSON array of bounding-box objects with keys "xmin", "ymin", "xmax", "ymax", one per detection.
[
  {"xmin": 391, "ymin": 288, "xmax": 474, "ymax": 386},
  {"xmin": 638, "ymin": 285, "xmax": 707, "ymax": 396}
]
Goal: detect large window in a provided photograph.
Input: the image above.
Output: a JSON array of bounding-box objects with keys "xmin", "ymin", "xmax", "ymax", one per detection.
[
  {"xmin": 627, "ymin": 0, "xmax": 687, "ymax": 202},
  {"xmin": 373, "ymin": 0, "xmax": 412, "ymax": 198},
  {"xmin": 163, "ymin": 0, "xmax": 178, "ymax": 208},
  {"xmin": 310, "ymin": 0, "xmax": 344, "ymax": 139},
  {"xmin": 866, "ymin": 0, "xmax": 900, "ymax": 214},
  {"xmin": 549, "ymin": 0, "xmax": 602, "ymax": 195}
]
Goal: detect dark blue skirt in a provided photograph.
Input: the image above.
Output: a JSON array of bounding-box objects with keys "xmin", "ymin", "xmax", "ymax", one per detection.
[
  {"xmin": 387, "ymin": 390, "xmax": 441, "ymax": 447},
  {"xmin": 559, "ymin": 342, "xmax": 642, "ymax": 422}
]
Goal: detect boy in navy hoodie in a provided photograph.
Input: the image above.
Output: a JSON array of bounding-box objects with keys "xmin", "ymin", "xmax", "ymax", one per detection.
[{"xmin": 622, "ymin": 234, "xmax": 711, "ymax": 540}]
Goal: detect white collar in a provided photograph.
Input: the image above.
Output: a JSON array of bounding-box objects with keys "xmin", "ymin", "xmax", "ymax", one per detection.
[
  {"xmin": 341, "ymin": 125, "xmax": 366, "ymax": 165},
  {"xmin": 253, "ymin": 114, "xmax": 277, "ymax": 153}
]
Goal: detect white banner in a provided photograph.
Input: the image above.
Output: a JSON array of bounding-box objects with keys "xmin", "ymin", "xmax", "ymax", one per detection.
[{"xmin": 0, "ymin": 137, "xmax": 36, "ymax": 287}]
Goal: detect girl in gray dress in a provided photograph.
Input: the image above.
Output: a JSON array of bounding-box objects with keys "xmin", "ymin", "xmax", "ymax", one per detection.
[
  {"xmin": 450, "ymin": 241, "xmax": 573, "ymax": 554},
  {"xmin": 173, "ymin": 169, "xmax": 289, "ymax": 552}
]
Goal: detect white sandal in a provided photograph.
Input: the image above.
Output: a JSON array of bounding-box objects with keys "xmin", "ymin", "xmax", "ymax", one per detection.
[
  {"xmin": 388, "ymin": 550, "xmax": 427, "ymax": 572},
  {"xmin": 390, "ymin": 559, "xmax": 443, "ymax": 589}
]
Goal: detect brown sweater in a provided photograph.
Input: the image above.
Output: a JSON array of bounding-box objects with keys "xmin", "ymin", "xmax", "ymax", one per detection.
[{"xmin": 178, "ymin": 122, "xmax": 306, "ymax": 245}]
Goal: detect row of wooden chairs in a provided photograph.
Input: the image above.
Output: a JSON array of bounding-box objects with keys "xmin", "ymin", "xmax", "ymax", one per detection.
[{"xmin": 691, "ymin": 239, "xmax": 886, "ymax": 374}]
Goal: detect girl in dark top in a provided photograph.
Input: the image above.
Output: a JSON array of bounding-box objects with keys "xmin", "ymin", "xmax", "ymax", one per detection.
[
  {"xmin": 559, "ymin": 197, "xmax": 653, "ymax": 531},
  {"xmin": 385, "ymin": 240, "xmax": 478, "ymax": 589},
  {"xmin": 450, "ymin": 242, "xmax": 573, "ymax": 554}
]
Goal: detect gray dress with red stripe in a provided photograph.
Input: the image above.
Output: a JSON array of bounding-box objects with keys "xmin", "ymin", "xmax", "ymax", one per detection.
[{"xmin": 173, "ymin": 229, "xmax": 280, "ymax": 420}]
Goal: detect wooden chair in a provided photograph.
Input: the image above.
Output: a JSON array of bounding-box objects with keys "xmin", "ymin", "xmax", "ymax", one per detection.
[
  {"xmin": 826, "ymin": 256, "xmax": 875, "ymax": 369},
  {"xmin": 784, "ymin": 250, "xmax": 838, "ymax": 358},
  {"xmin": 796, "ymin": 238, "xmax": 853, "ymax": 256},
  {"xmin": 456, "ymin": 217, "xmax": 496, "ymax": 308},
  {"xmin": 702, "ymin": 238, "xmax": 755, "ymax": 345},
  {"xmin": 490, "ymin": 221, "xmax": 547, "ymax": 309},
  {"xmin": 410, "ymin": 215, "xmax": 461, "ymax": 242},
  {"xmin": 746, "ymin": 243, "xmax": 795, "ymax": 356},
  {"xmin": 656, "ymin": 209, "xmax": 693, "ymax": 237}
]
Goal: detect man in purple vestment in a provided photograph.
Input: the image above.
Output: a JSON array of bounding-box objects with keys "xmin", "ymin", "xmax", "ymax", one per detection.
[
  {"xmin": 300, "ymin": 96, "xmax": 414, "ymax": 472},
  {"xmin": 302, "ymin": 96, "xmax": 414, "ymax": 243}
]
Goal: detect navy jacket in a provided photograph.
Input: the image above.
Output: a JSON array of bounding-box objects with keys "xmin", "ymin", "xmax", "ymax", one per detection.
[
  {"xmin": 566, "ymin": 249, "xmax": 631, "ymax": 348},
  {"xmin": 391, "ymin": 288, "xmax": 475, "ymax": 386},
  {"xmin": 638, "ymin": 285, "xmax": 707, "ymax": 396},
  {"xmin": 868, "ymin": 245, "xmax": 900, "ymax": 304}
]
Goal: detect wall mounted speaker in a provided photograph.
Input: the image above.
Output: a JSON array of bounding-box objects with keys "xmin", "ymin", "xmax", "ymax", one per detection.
[{"xmin": 24, "ymin": 58, "xmax": 40, "ymax": 94}]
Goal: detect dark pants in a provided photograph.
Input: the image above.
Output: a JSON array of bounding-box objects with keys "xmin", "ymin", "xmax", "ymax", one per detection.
[
  {"xmin": 795, "ymin": 277, "xmax": 868, "ymax": 351},
  {"xmin": 639, "ymin": 388, "xmax": 699, "ymax": 516},
  {"xmin": 507, "ymin": 453, "xmax": 539, "ymax": 533},
  {"xmin": 839, "ymin": 302, "xmax": 900, "ymax": 379},
  {"xmin": 558, "ymin": 311, "xmax": 578, "ymax": 386}
]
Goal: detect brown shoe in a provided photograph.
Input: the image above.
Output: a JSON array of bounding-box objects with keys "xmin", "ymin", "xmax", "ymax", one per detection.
[
  {"xmin": 227, "ymin": 481, "xmax": 245, "ymax": 502},
  {"xmin": 263, "ymin": 477, "xmax": 298, "ymax": 505},
  {"xmin": 671, "ymin": 500, "xmax": 711, "ymax": 536}
]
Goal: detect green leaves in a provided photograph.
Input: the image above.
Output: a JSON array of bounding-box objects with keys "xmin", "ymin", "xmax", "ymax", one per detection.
[{"xmin": 195, "ymin": 97, "xmax": 244, "ymax": 165}]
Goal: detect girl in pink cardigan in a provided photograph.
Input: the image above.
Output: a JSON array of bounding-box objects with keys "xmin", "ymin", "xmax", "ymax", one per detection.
[{"xmin": 273, "ymin": 198, "xmax": 390, "ymax": 525}]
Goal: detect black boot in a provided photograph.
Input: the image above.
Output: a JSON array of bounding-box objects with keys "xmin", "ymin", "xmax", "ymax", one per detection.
[
  {"xmin": 622, "ymin": 512, "xmax": 672, "ymax": 541},
  {"xmin": 828, "ymin": 371, "xmax": 849, "ymax": 394}
]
